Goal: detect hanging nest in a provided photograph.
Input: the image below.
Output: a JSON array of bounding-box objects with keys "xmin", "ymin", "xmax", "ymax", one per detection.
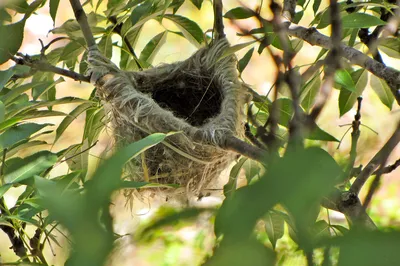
[{"xmin": 87, "ymin": 38, "xmax": 248, "ymax": 197}]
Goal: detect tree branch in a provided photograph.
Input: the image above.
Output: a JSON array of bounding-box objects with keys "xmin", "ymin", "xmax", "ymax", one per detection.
[
  {"xmin": 282, "ymin": 0, "xmax": 296, "ymax": 21},
  {"xmin": 350, "ymin": 122, "xmax": 400, "ymax": 194},
  {"xmin": 11, "ymin": 55, "xmax": 90, "ymax": 82},
  {"xmin": 69, "ymin": 0, "xmax": 97, "ymax": 49},
  {"xmin": 222, "ymin": 136, "xmax": 266, "ymax": 162},
  {"xmin": 213, "ymin": 0, "xmax": 225, "ymax": 40},
  {"xmin": 286, "ymin": 25, "xmax": 400, "ymax": 105}
]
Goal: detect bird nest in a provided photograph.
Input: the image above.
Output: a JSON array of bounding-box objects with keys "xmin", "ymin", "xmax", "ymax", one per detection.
[{"xmin": 88, "ymin": 39, "xmax": 248, "ymax": 197}]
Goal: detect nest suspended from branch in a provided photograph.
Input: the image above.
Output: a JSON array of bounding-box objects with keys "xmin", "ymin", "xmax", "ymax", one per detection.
[{"xmin": 88, "ymin": 39, "xmax": 248, "ymax": 196}]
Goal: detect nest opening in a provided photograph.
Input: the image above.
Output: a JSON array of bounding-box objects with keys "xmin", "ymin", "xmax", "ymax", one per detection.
[{"xmin": 137, "ymin": 72, "xmax": 224, "ymax": 127}]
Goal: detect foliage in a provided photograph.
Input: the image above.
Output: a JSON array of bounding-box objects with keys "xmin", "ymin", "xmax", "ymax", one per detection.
[{"xmin": 0, "ymin": 0, "xmax": 400, "ymax": 265}]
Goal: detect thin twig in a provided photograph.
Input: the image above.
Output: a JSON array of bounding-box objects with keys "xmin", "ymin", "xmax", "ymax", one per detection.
[
  {"xmin": 223, "ymin": 135, "xmax": 266, "ymax": 162},
  {"xmin": 69, "ymin": 0, "xmax": 97, "ymax": 49},
  {"xmin": 11, "ymin": 55, "xmax": 89, "ymax": 82},
  {"xmin": 213, "ymin": 0, "xmax": 225, "ymax": 40},
  {"xmin": 345, "ymin": 97, "xmax": 362, "ymax": 180},
  {"xmin": 351, "ymin": 122, "xmax": 400, "ymax": 194},
  {"xmin": 282, "ymin": 0, "xmax": 297, "ymax": 21},
  {"xmin": 286, "ymin": 25, "xmax": 400, "ymax": 104}
]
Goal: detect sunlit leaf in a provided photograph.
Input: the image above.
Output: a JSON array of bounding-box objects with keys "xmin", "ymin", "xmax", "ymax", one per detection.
[
  {"xmin": 378, "ymin": 37, "xmax": 400, "ymax": 59},
  {"xmin": 238, "ymin": 47, "xmax": 254, "ymax": 74},
  {"xmin": 264, "ymin": 211, "xmax": 285, "ymax": 249},
  {"xmin": 0, "ymin": 123, "xmax": 52, "ymax": 152},
  {"xmin": 139, "ymin": 31, "xmax": 168, "ymax": 64},
  {"xmin": 55, "ymin": 102, "xmax": 94, "ymax": 143},
  {"xmin": 50, "ymin": 0, "xmax": 60, "ymax": 23},
  {"xmin": 339, "ymin": 69, "xmax": 367, "ymax": 116},
  {"xmin": 224, "ymin": 7, "xmax": 254, "ymax": 19},
  {"xmin": 163, "ymin": 14, "xmax": 203, "ymax": 47},
  {"xmin": 370, "ymin": 75, "xmax": 394, "ymax": 110},
  {"xmin": 4, "ymin": 151, "xmax": 57, "ymax": 184},
  {"xmin": 335, "ymin": 69, "xmax": 356, "ymax": 92},
  {"xmin": 0, "ymin": 19, "xmax": 25, "ymax": 64},
  {"xmin": 342, "ymin": 13, "xmax": 386, "ymax": 29},
  {"xmin": 189, "ymin": 0, "xmax": 203, "ymax": 10}
]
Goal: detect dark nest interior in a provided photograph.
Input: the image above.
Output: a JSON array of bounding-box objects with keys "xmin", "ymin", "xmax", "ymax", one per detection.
[{"xmin": 139, "ymin": 71, "xmax": 223, "ymax": 127}]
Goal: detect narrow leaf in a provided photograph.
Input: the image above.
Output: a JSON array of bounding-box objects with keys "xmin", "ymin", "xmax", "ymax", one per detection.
[
  {"xmin": 264, "ymin": 211, "xmax": 285, "ymax": 249},
  {"xmin": 49, "ymin": 0, "xmax": 60, "ymax": 23},
  {"xmin": 0, "ymin": 68, "xmax": 15, "ymax": 90},
  {"xmin": 0, "ymin": 19, "xmax": 25, "ymax": 64},
  {"xmin": 335, "ymin": 69, "xmax": 356, "ymax": 92},
  {"xmin": 224, "ymin": 7, "xmax": 254, "ymax": 19},
  {"xmin": 4, "ymin": 151, "xmax": 57, "ymax": 184},
  {"xmin": 163, "ymin": 14, "xmax": 203, "ymax": 47},
  {"xmin": 139, "ymin": 31, "xmax": 168, "ymax": 64},
  {"xmin": 342, "ymin": 13, "xmax": 386, "ymax": 29},
  {"xmin": 339, "ymin": 69, "xmax": 368, "ymax": 116},
  {"xmin": 370, "ymin": 75, "xmax": 394, "ymax": 110},
  {"xmin": 0, "ymin": 123, "xmax": 51, "ymax": 152},
  {"xmin": 55, "ymin": 102, "xmax": 94, "ymax": 143},
  {"xmin": 238, "ymin": 47, "xmax": 254, "ymax": 74},
  {"xmin": 189, "ymin": 0, "xmax": 203, "ymax": 10}
]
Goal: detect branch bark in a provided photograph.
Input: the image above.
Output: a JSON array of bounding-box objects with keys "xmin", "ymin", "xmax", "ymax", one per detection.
[
  {"xmin": 286, "ymin": 25, "xmax": 400, "ymax": 105},
  {"xmin": 69, "ymin": 0, "xmax": 97, "ymax": 49},
  {"xmin": 11, "ymin": 55, "xmax": 90, "ymax": 82}
]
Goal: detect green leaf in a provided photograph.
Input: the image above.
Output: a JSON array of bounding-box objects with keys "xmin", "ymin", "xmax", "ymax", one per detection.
[
  {"xmin": 220, "ymin": 40, "xmax": 256, "ymax": 61},
  {"xmin": 0, "ymin": 68, "xmax": 15, "ymax": 90},
  {"xmin": 342, "ymin": 13, "xmax": 386, "ymax": 29},
  {"xmin": 170, "ymin": 0, "xmax": 185, "ymax": 13},
  {"xmin": 370, "ymin": 75, "xmax": 394, "ymax": 110},
  {"xmin": 204, "ymin": 237, "xmax": 275, "ymax": 266},
  {"xmin": 49, "ymin": 0, "xmax": 60, "ymax": 23},
  {"xmin": 300, "ymin": 73, "xmax": 321, "ymax": 112},
  {"xmin": 0, "ymin": 101, "xmax": 4, "ymax": 123},
  {"xmin": 224, "ymin": 158, "xmax": 247, "ymax": 198},
  {"xmin": 189, "ymin": 0, "xmax": 203, "ymax": 10},
  {"xmin": 163, "ymin": 14, "xmax": 203, "ymax": 48},
  {"xmin": 238, "ymin": 47, "xmax": 254, "ymax": 74},
  {"xmin": 0, "ymin": 123, "xmax": 52, "ymax": 152},
  {"xmin": 308, "ymin": 126, "xmax": 339, "ymax": 142},
  {"xmin": 55, "ymin": 102, "xmax": 94, "ymax": 143},
  {"xmin": 335, "ymin": 69, "xmax": 356, "ymax": 92},
  {"xmin": 98, "ymin": 34, "xmax": 113, "ymax": 59},
  {"xmin": 4, "ymin": 140, "xmax": 47, "ymax": 159},
  {"xmin": 65, "ymin": 140, "xmax": 89, "ymax": 180},
  {"xmin": 311, "ymin": 220, "xmax": 331, "ymax": 240},
  {"xmin": 378, "ymin": 37, "xmax": 400, "ymax": 59},
  {"xmin": 243, "ymin": 159, "xmax": 261, "ymax": 184},
  {"xmin": 130, "ymin": 0, "xmax": 152, "ymax": 26},
  {"xmin": 140, "ymin": 208, "xmax": 212, "ymax": 239},
  {"xmin": 339, "ymin": 69, "xmax": 368, "ymax": 116},
  {"xmin": 224, "ymin": 7, "xmax": 254, "ymax": 19},
  {"xmin": 0, "ymin": 19, "xmax": 25, "ymax": 64},
  {"xmin": 60, "ymin": 40, "xmax": 85, "ymax": 61},
  {"xmin": 313, "ymin": 0, "xmax": 322, "ymax": 14},
  {"xmin": 32, "ymin": 77, "xmax": 64, "ymax": 101},
  {"xmin": 264, "ymin": 211, "xmax": 285, "ymax": 249},
  {"xmin": 4, "ymin": 151, "xmax": 57, "ymax": 184},
  {"xmin": 316, "ymin": 10, "xmax": 331, "ymax": 29},
  {"xmin": 83, "ymin": 106, "xmax": 105, "ymax": 145},
  {"xmin": 332, "ymin": 231, "xmax": 400, "ymax": 266},
  {"xmin": 139, "ymin": 31, "xmax": 168, "ymax": 64},
  {"xmin": 0, "ymin": 184, "xmax": 13, "ymax": 198}
]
